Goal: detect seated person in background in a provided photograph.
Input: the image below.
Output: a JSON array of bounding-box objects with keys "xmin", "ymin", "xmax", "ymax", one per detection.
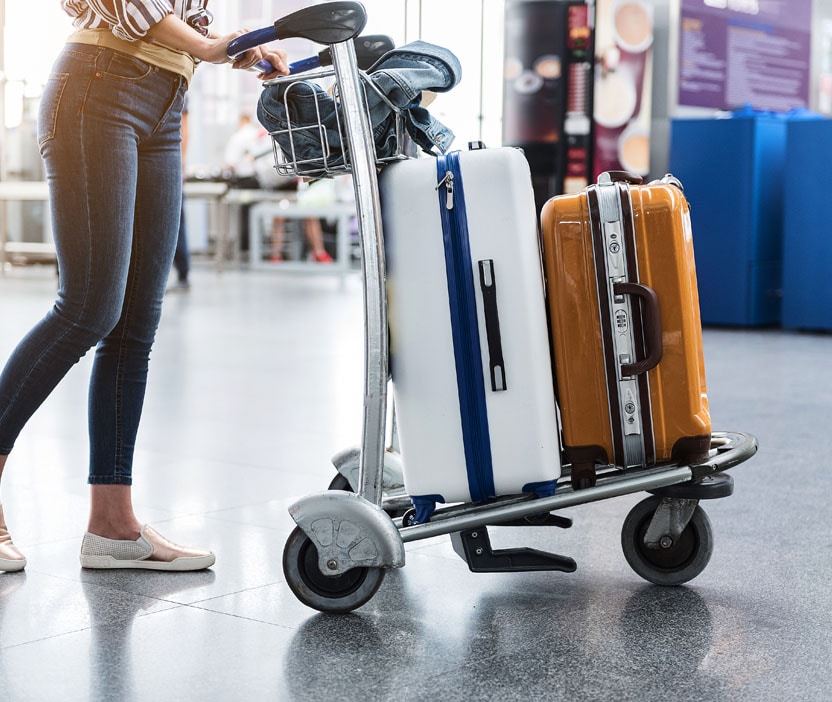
[
  {"xmin": 269, "ymin": 217, "xmax": 333, "ymax": 264},
  {"xmin": 223, "ymin": 113, "xmax": 261, "ymax": 189},
  {"xmin": 268, "ymin": 176, "xmax": 355, "ymax": 264},
  {"xmin": 225, "ymin": 114, "xmax": 333, "ymax": 263}
]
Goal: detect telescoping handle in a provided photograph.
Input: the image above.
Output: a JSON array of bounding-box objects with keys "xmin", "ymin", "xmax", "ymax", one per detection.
[{"xmin": 226, "ymin": 1, "xmax": 367, "ymax": 73}]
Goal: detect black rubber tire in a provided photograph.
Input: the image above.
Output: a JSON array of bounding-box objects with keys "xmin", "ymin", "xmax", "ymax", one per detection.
[
  {"xmin": 621, "ymin": 496, "xmax": 714, "ymax": 586},
  {"xmin": 327, "ymin": 473, "xmax": 351, "ymax": 491},
  {"xmin": 282, "ymin": 526, "xmax": 385, "ymax": 613}
]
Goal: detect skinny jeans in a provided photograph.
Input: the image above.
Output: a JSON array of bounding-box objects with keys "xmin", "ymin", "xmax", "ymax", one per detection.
[{"xmin": 0, "ymin": 43, "xmax": 186, "ymax": 485}]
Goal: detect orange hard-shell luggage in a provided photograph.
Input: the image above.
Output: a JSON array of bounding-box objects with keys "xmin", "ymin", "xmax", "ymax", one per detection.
[{"xmin": 540, "ymin": 172, "xmax": 711, "ymax": 488}]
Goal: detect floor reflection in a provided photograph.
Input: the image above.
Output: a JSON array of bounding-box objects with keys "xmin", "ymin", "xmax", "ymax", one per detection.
[{"xmin": 81, "ymin": 571, "xmax": 216, "ymax": 701}]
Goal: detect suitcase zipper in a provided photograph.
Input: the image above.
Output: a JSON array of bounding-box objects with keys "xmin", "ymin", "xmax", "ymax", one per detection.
[
  {"xmin": 436, "ymin": 153, "xmax": 494, "ymax": 502},
  {"xmin": 436, "ymin": 170, "xmax": 455, "ymax": 209}
]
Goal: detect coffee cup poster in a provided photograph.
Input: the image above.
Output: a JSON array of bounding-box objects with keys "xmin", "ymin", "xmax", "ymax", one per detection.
[{"xmin": 593, "ymin": 0, "xmax": 655, "ymax": 177}]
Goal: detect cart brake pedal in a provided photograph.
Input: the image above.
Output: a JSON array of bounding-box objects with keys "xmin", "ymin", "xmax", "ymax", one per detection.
[
  {"xmin": 649, "ymin": 472, "xmax": 734, "ymax": 500},
  {"xmin": 450, "ymin": 527, "xmax": 577, "ymax": 573},
  {"xmin": 490, "ymin": 512, "xmax": 572, "ymax": 528}
]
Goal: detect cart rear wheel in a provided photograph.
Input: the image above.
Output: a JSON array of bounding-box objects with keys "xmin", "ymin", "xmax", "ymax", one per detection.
[
  {"xmin": 621, "ymin": 496, "xmax": 714, "ymax": 586},
  {"xmin": 283, "ymin": 526, "xmax": 385, "ymax": 613}
]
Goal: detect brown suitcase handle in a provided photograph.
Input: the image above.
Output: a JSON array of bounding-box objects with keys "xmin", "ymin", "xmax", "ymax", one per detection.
[
  {"xmin": 599, "ymin": 170, "xmax": 643, "ymax": 185},
  {"xmin": 612, "ymin": 282, "xmax": 663, "ymax": 376}
]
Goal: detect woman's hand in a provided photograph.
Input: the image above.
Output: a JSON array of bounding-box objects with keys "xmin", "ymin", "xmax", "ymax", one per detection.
[
  {"xmin": 229, "ymin": 44, "xmax": 290, "ymax": 79},
  {"xmin": 198, "ymin": 31, "xmax": 246, "ymax": 64}
]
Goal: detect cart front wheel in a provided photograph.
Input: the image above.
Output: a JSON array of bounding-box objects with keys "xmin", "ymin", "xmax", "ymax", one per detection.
[
  {"xmin": 327, "ymin": 473, "xmax": 351, "ymax": 492},
  {"xmin": 283, "ymin": 526, "xmax": 385, "ymax": 613},
  {"xmin": 621, "ymin": 496, "xmax": 714, "ymax": 586}
]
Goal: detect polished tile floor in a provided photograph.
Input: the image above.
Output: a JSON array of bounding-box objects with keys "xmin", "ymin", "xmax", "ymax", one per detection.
[{"xmin": 0, "ymin": 263, "xmax": 830, "ymax": 702}]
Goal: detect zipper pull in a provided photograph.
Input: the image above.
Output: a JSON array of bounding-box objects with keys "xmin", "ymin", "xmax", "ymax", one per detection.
[{"xmin": 436, "ymin": 170, "xmax": 455, "ymax": 210}]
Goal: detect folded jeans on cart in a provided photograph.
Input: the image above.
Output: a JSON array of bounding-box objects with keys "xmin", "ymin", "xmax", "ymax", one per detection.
[{"xmin": 256, "ymin": 40, "xmax": 462, "ymax": 166}]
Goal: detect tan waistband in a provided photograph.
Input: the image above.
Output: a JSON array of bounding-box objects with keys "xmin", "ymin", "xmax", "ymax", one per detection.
[{"xmin": 67, "ymin": 28, "xmax": 195, "ymax": 84}]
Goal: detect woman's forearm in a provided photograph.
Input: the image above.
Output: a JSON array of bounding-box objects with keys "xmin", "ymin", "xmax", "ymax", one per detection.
[
  {"xmin": 147, "ymin": 13, "xmax": 288, "ymax": 76},
  {"xmin": 146, "ymin": 14, "xmax": 229, "ymax": 64}
]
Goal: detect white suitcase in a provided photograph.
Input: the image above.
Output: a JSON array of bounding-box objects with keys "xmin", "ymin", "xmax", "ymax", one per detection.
[{"xmin": 380, "ymin": 144, "xmax": 561, "ymax": 522}]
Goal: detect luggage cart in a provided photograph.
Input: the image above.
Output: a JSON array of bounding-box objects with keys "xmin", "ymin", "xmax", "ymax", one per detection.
[{"xmin": 228, "ymin": 2, "xmax": 758, "ymax": 614}]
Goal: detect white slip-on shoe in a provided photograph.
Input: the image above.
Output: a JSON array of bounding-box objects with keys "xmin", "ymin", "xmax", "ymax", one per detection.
[
  {"xmin": 0, "ymin": 504, "xmax": 26, "ymax": 572},
  {"xmin": 80, "ymin": 525, "xmax": 215, "ymax": 571}
]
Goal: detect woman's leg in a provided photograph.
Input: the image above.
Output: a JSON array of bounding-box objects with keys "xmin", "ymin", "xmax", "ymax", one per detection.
[
  {"xmin": 84, "ymin": 73, "xmax": 187, "ymax": 536},
  {"xmin": 77, "ymin": 67, "xmax": 213, "ymax": 569},
  {"xmin": 85, "ymin": 127, "xmax": 182, "ymax": 492},
  {"xmin": 88, "ymin": 485, "xmax": 141, "ymax": 540}
]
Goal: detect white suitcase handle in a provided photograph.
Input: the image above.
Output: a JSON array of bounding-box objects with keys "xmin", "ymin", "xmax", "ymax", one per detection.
[{"xmin": 478, "ymin": 259, "xmax": 507, "ymax": 392}]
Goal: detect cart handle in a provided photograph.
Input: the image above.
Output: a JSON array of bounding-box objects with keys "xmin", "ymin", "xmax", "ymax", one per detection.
[{"xmin": 227, "ymin": 1, "xmax": 367, "ymax": 72}]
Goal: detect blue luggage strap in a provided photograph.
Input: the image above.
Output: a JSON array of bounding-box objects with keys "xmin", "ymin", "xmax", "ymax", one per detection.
[{"xmin": 435, "ymin": 152, "xmax": 495, "ymax": 503}]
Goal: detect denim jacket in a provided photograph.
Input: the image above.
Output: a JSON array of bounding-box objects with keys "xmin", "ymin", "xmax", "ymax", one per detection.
[{"xmin": 257, "ymin": 41, "xmax": 462, "ymax": 167}]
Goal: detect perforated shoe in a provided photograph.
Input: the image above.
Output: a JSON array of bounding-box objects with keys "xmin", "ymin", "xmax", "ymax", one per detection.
[
  {"xmin": 80, "ymin": 525, "xmax": 215, "ymax": 571},
  {"xmin": 0, "ymin": 504, "xmax": 26, "ymax": 572}
]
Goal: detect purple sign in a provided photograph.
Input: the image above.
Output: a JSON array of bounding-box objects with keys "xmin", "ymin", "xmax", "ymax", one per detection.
[{"xmin": 678, "ymin": 0, "xmax": 812, "ymax": 111}]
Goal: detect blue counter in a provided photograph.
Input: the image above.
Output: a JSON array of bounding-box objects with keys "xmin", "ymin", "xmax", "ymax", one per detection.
[
  {"xmin": 669, "ymin": 115, "xmax": 786, "ymax": 326},
  {"xmin": 781, "ymin": 118, "xmax": 832, "ymax": 331}
]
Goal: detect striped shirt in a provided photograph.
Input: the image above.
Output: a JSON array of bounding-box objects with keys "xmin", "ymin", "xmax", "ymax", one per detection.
[{"xmin": 61, "ymin": 1, "xmax": 207, "ymax": 42}]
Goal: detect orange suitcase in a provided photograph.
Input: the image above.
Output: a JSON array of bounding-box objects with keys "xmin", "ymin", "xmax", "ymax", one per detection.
[{"xmin": 540, "ymin": 172, "xmax": 711, "ymax": 488}]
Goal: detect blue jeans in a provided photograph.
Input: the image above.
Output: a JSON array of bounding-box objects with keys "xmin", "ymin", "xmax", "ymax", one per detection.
[{"xmin": 0, "ymin": 43, "xmax": 186, "ymax": 485}]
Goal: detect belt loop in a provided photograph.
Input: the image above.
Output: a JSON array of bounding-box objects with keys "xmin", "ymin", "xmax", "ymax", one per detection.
[{"xmin": 92, "ymin": 45, "xmax": 107, "ymax": 70}]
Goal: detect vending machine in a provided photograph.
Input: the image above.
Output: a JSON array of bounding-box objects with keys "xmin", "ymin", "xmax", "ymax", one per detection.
[
  {"xmin": 592, "ymin": 0, "xmax": 654, "ymax": 178},
  {"xmin": 502, "ymin": 0, "xmax": 596, "ymax": 212}
]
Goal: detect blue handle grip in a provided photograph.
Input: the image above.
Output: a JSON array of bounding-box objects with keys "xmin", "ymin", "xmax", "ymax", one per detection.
[
  {"xmin": 250, "ymin": 54, "xmax": 322, "ymax": 76},
  {"xmin": 288, "ymin": 56, "xmax": 323, "ymax": 74},
  {"xmin": 228, "ymin": 26, "xmax": 325, "ymax": 75},
  {"xmin": 226, "ymin": 26, "xmax": 279, "ymax": 59}
]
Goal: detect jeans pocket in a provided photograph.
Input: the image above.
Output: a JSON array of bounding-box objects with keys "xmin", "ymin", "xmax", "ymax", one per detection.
[
  {"xmin": 102, "ymin": 52, "xmax": 153, "ymax": 81},
  {"xmin": 37, "ymin": 73, "xmax": 69, "ymax": 147}
]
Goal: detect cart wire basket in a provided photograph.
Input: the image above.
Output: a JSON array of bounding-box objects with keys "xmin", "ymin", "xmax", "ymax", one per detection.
[{"xmin": 261, "ymin": 66, "xmax": 416, "ymax": 180}]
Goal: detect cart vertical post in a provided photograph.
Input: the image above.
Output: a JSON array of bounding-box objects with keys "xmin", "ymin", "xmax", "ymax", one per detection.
[{"xmin": 330, "ymin": 40, "xmax": 387, "ymax": 508}]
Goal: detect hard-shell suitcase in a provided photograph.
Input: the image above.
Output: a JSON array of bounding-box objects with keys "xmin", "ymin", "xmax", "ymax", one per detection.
[
  {"xmin": 380, "ymin": 145, "xmax": 561, "ymax": 522},
  {"xmin": 540, "ymin": 172, "xmax": 711, "ymax": 488}
]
